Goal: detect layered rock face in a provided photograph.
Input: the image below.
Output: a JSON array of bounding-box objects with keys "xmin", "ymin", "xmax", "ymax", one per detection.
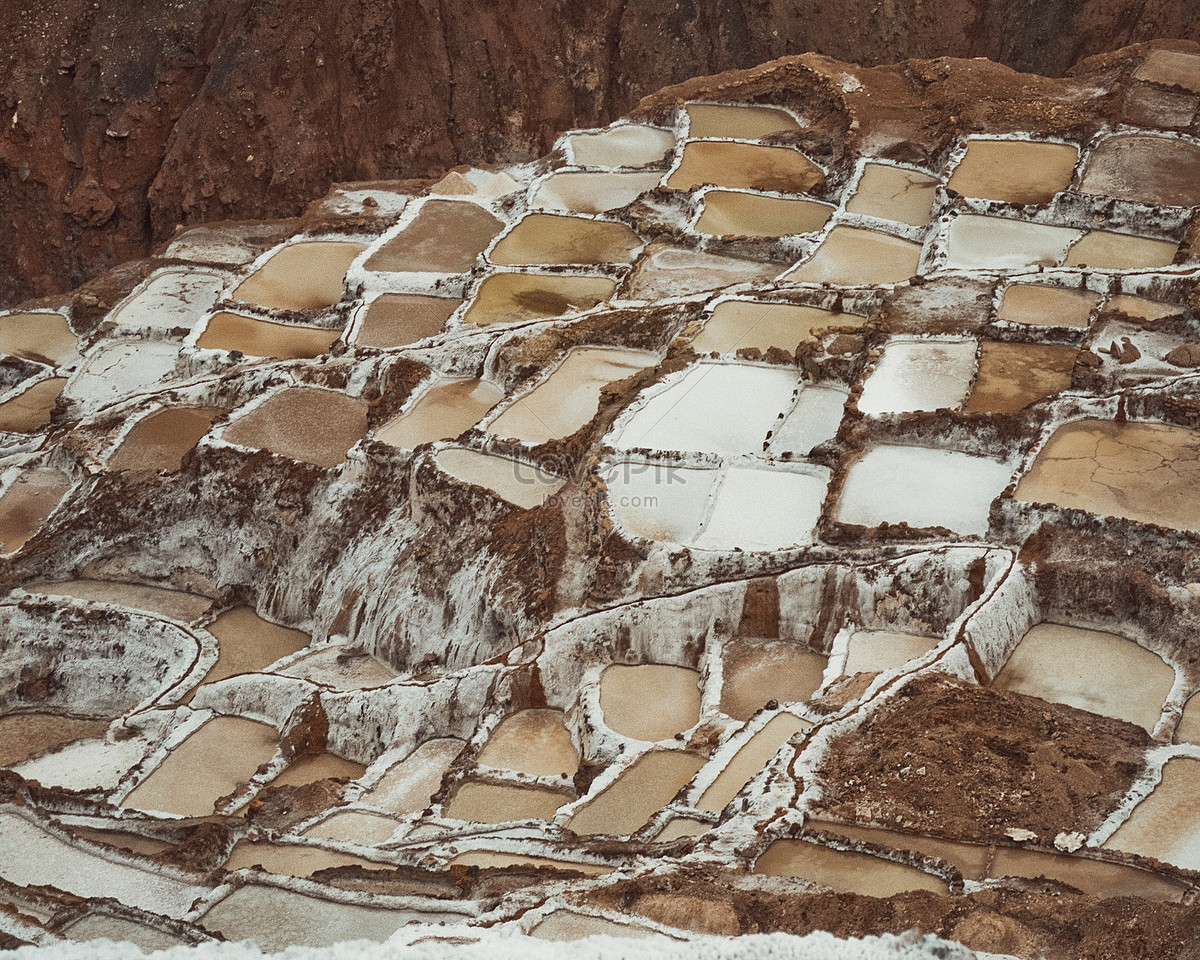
[
  {"xmin": 4, "ymin": 0, "xmax": 1200, "ymax": 307},
  {"xmin": 1, "ymin": 39, "xmax": 1200, "ymax": 959}
]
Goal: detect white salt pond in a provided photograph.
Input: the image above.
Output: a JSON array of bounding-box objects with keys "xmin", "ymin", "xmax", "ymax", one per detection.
[
  {"xmin": 107, "ymin": 405, "xmax": 221, "ymax": 474},
  {"xmin": 448, "ymin": 850, "xmax": 612, "ymax": 876},
  {"xmin": 695, "ymin": 191, "xmax": 833, "ymax": 238},
  {"xmin": 692, "ymin": 300, "xmax": 855, "ymax": 356},
  {"xmin": 696, "ymin": 712, "xmax": 811, "ymax": 812},
  {"xmin": 604, "ymin": 461, "xmax": 721, "ymax": 543},
  {"xmin": 0, "ymin": 312, "xmax": 79, "ymax": 366},
  {"xmin": 1063, "ymin": 230, "xmax": 1178, "ymax": 270},
  {"xmin": 993, "ymin": 622, "xmax": 1173, "ymax": 732},
  {"xmin": 234, "ymin": 241, "xmax": 367, "ymax": 310},
  {"xmin": 0, "ymin": 377, "xmax": 66, "ymax": 431},
  {"xmin": 752, "ymin": 839, "xmax": 948, "ymax": 895},
  {"xmin": 1104, "ymin": 757, "xmax": 1200, "ymax": 871},
  {"xmin": 487, "ymin": 347, "xmax": 655, "ymax": 444},
  {"xmin": 845, "ymin": 164, "xmax": 938, "ymax": 227},
  {"xmin": 768, "ymin": 384, "xmax": 848, "ymax": 456},
  {"xmin": 599, "ymin": 664, "xmax": 701, "ymax": 741},
  {"xmin": 0, "ymin": 468, "xmax": 71, "ymax": 552},
  {"xmin": 567, "ymin": 124, "xmax": 676, "ymax": 168},
  {"xmin": 943, "ymin": 216, "xmax": 1081, "ymax": 271},
  {"xmin": 194, "ymin": 606, "xmax": 311, "ymax": 688},
  {"xmin": 691, "ymin": 466, "xmax": 827, "ymax": 552},
  {"xmin": 624, "ymin": 243, "xmax": 780, "ymax": 300},
  {"xmin": 779, "ymin": 227, "xmax": 923, "ymax": 286},
  {"xmin": 946, "ymin": 139, "xmax": 1079, "ymax": 205},
  {"xmin": 612, "ymin": 362, "xmax": 799, "ymax": 456},
  {"xmin": 461, "ymin": 273, "xmax": 617, "ymax": 326},
  {"xmin": 61, "ymin": 915, "xmax": 185, "ymax": 952},
  {"xmin": 222, "ymin": 387, "xmax": 369, "ymax": 468},
  {"xmin": 278, "ymin": 647, "xmax": 398, "ymax": 690},
  {"xmin": 997, "ymin": 283, "xmax": 1099, "ymax": 328},
  {"xmin": 376, "ymin": 378, "xmax": 503, "ymax": 450},
  {"xmin": 110, "ymin": 268, "xmax": 229, "ymax": 333},
  {"xmin": 842, "ymin": 630, "xmax": 942, "ymax": 676},
  {"xmin": 433, "ymin": 448, "xmax": 565, "ymax": 509},
  {"xmin": 667, "ymin": 141, "xmax": 823, "ymax": 194},
  {"xmin": 363, "ymin": 738, "xmax": 463, "ymax": 815},
  {"xmin": 685, "ymin": 103, "xmax": 801, "ymax": 140},
  {"xmin": 857, "ymin": 339, "xmax": 977, "ymax": 415},
  {"xmin": 305, "ymin": 811, "xmax": 400, "ymax": 845},
  {"xmin": 490, "ymin": 214, "xmax": 642, "ymax": 266},
  {"xmin": 444, "ymin": 781, "xmax": 568, "ymax": 823},
  {"xmin": 721, "ymin": 639, "xmax": 827, "ymax": 720},
  {"xmin": 835, "ymin": 445, "xmax": 1012, "ymax": 536},
  {"xmin": 122, "ymin": 716, "xmax": 279, "ymax": 817},
  {"xmin": 64, "ymin": 340, "xmax": 180, "ymax": 407},
  {"xmin": 196, "ymin": 312, "xmax": 341, "ymax": 359},
  {"xmin": 353, "ymin": 294, "xmax": 459, "ymax": 348},
  {"xmin": 531, "ymin": 170, "xmax": 663, "ymax": 214},
  {"xmin": 25, "ymin": 579, "xmax": 214, "ymax": 621},
  {"xmin": 14, "ymin": 733, "xmax": 152, "ymax": 791},
  {"xmin": 477, "ymin": 708, "xmax": 579, "ymax": 777},
  {"xmin": 365, "ymin": 200, "xmax": 503, "ymax": 274},
  {"xmin": 568, "ymin": 750, "xmax": 706, "ymax": 837},
  {"xmin": 1103, "ymin": 294, "xmax": 1181, "ymax": 322}
]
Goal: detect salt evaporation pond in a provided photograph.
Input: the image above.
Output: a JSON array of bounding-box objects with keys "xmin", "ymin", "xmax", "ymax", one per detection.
[
  {"xmin": 963, "ymin": 342, "xmax": 1077, "ymax": 414},
  {"xmin": 842, "ymin": 630, "xmax": 941, "ymax": 676},
  {"xmin": 685, "ymin": 102, "xmax": 801, "ymax": 139},
  {"xmin": 1104, "ymin": 757, "xmax": 1200, "ymax": 871},
  {"xmin": 109, "ymin": 268, "xmax": 229, "ymax": 333},
  {"xmin": 531, "ymin": 170, "xmax": 663, "ymax": 214},
  {"xmin": 222, "ymin": 387, "xmax": 369, "ymax": 467},
  {"xmin": 814, "ymin": 822, "xmax": 991, "ymax": 882},
  {"xmin": 490, "ymin": 214, "xmax": 642, "ymax": 265},
  {"xmin": 943, "ymin": 216, "xmax": 1081, "ymax": 271},
  {"xmin": 997, "ymin": 283, "xmax": 1099, "ymax": 328},
  {"xmin": 531, "ymin": 911, "xmax": 664, "ymax": 941},
  {"xmin": 487, "ymin": 347, "xmax": 654, "ymax": 444},
  {"xmin": 365, "ymin": 200, "xmax": 503, "ymax": 273},
  {"xmin": 305, "ymin": 811, "xmax": 400, "ymax": 845},
  {"xmin": 1078, "ymin": 134, "xmax": 1200, "ymax": 207},
  {"xmin": 196, "ymin": 312, "xmax": 341, "ymax": 359},
  {"xmin": 14, "ymin": 733, "xmax": 152, "ymax": 791},
  {"xmin": 695, "ymin": 191, "xmax": 833, "ymax": 237},
  {"xmin": 62, "ymin": 915, "xmax": 185, "ymax": 951},
  {"xmin": 613, "ymin": 362, "xmax": 799, "ymax": 455},
  {"xmin": 856, "ymin": 338, "xmax": 977, "ymax": 414},
  {"xmin": 122, "ymin": 716, "xmax": 279, "ymax": 817},
  {"xmin": 1177, "ymin": 694, "xmax": 1200, "ymax": 744},
  {"xmin": 433, "ymin": 448, "xmax": 565, "ymax": 509},
  {"xmin": 444, "ymin": 781, "xmax": 568, "ymax": 823},
  {"xmin": 362, "ymin": 738, "xmax": 463, "ymax": 814},
  {"xmin": 64, "ymin": 340, "xmax": 180, "ymax": 408},
  {"xmin": 0, "ymin": 312, "xmax": 79, "ymax": 366},
  {"xmin": 193, "ymin": 605, "xmax": 310, "ymax": 688},
  {"xmin": 844, "ymin": 163, "xmax": 939, "ymax": 226},
  {"xmin": 376, "ymin": 378, "xmax": 502, "ymax": 450},
  {"xmin": 780, "ymin": 227, "xmax": 922, "ymax": 286},
  {"xmin": 461, "ymin": 273, "xmax": 616, "ymax": 326},
  {"xmin": 353, "ymin": 294, "xmax": 459, "ymax": 348},
  {"xmin": 721, "ymin": 639, "xmax": 827, "ymax": 720},
  {"xmin": 224, "ymin": 840, "xmax": 382, "ymax": 876},
  {"xmin": 0, "ymin": 377, "xmax": 67, "ymax": 431},
  {"xmin": 993, "ymin": 622, "xmax": 1173, "ymax": 731},
  {"xmin": 1015, "ymin": 419, "xmax": 1200, "ymax": 531},
  {"xmin": 753, "ymin": 839, "xmax": 948, "ymax": 895},
  {"xmin": 0, "ymin": 712, "xmax": 106, "ymax": 766},
  {"xmin": 107, "ymin": 406, "xmax": 220, "ymax": 473},
  {"xmin": 946, "ymin": 139, "xmax": 1079, "ymax": 205},
  {"xmin": 24, "ymin": 579, "xmax": 214, "ymax": 621},
  {"xmin": 599, "ymin": 664, "xmax": 701, "ymax": 741},
  {"xmin": 691, "ymin": 466, "xmax": 828, "ymax": 552},
  {"xmin": 1063, "ymin": 230, "xmax": 1178, "ymax": 269},
  {"xmin": 835, "ymin": 445, "xmax": 1012, "ymax": 536},
  {"xmin": 696, "ymin": 712, "xmax": 811, "ymax": 812},
  {"xmin": 233, "ymin": 241, "xmax": 367, "ymax": 310},
  {"xmin": 691, "ymin": 300, "xmax": 854, "ymax": 355},
  {"xmin": 0, "ymin": 468, "xmax": 71, "ymax": 552},
  {"xmin": 604, "ymin": 461, "xmax": 720, "ymax": 543},
  {"xmin": 624, "ymin": 242, "xmax": 780, "ymax": 299},
  {"xmin": 1134, "ymin": 48, "xmax": 1200, "ymax": 90},
  {"xmin": 448, "ymin": 850, "xmax": 611, "ymax": 876},
  {"xmin": 568, "ymin": 750, "xmax": 706, "ymax": 837},
  {"xmin": 667, "ymin": 141, "xmax": 823, "ymax": 194},
  {"xmin": 768, "ymin": 385, "xmax": 849, "ymax": 456},
  {"xmin": 566, "ymin": 124, "xmax": 676, "ymax": 167},
  {"xmin": 476, "ymin": 708, "xmax": 579, "ymax": 777},
  {"xmin": 278, "ymin": 647, "xmax": 397, "ymax": 689},
  {"xmin": 1103, "ymin": 294, "xmax": 1181, "ymax": 322},
  {"xmin": 655, "ymin": 818, "xmax": 710, "ymax": 841}
]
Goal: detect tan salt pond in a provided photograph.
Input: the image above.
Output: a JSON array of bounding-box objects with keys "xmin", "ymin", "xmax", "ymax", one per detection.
[
  {"xmin": 487, "ymin": 347, "xmax": 654, "ymax": 444},
  {"xmin": 753, "ymin": 839, "xmax": 948, "ymax": 895},
  {"xmin": 990, "ymin": 845, "xmax": 1188, "ymax": 901},
  {"xmin": 24, "ymin": 580, "xmax": 213, "ymax": 622},
  {"xmin": 224, "ymin": 840, "xmax": 384, "ymax": 876},
  {"xmin": 845, "ymin": 164, "xmax": 939, "ymax": 227},
  {"xmin": 233, "ymin": 241, "xmax": 367, "ymax": 311},
  {"xmin": 947, "ymin": 140, "xmax": 1079, "ymax": 205},
  {"xmin": 685, "ymin": 103, "xmax": 801, "ymax": 140},
  {"xmin": 477, "ymin": 709, "xmax": 579, "ymax": 777},
  {"xmin": 278, "ymin": 647, "xmax": 397, "ymax": 690},
  {"xmin": 667, "ymin": 141, "xmax": 823, "ymax": 194},
  {"xmin": 1102, "ymin": 295, "xmax": 1181, "ymax": 322},
  {"xmin": 223, "ymin": 387, "xmax": 369, "ymax": 468},
  {"xmin": 433, "ymin": 448, "xmax": 565, "ymax": 510},
  {"xmin": 696, "ymin": 713, "xmax": 811, "ymax": 812},
  {"xmin": 122, "ymin": 716, "xmax": 279, "ymax": 817},
  {"xmin": 490, "ymin": 215, "xmax": 641, "ymax": 265},
  {"xmin": 813, "ymin": 821, "xmax": 992, "ymax": 882},
  {"xmin": 567, "ymin": 124, "xmax": 676, "ymax": 168},
  {"xmin": 0, "ymin": 468, "xmax": 72, "ymax": 553},
  {"xmin": 1063, "ymin": 231, "xmax": 1178, "ymax": 270},
  {"xmin": 196, "ymin": 312, "xmax": 341, "ymax": 359},
  {"xmin": 0, "ymin": 377, "xmax": 67, "ymax": 431},
  {"xmin": 1104, "ymin": 758, "xmax": 1200, "ymax": 871},
  {"xmin": 304, "ymin": 811, "xmax": 400, "ymax": 845},
  {"xmin": 364, "ymin": 738, "xmax": 463, "ymax": 814},
  {"xmin": 997, "ymin": 284, "xmax": 1099, "ymax": 328},
  {"xmin": 63, "ymin": 916, "xmax": 185, "ymax": 952},
  {"xmin": 449, "ymin": 850, "xmax": 612, "ymax": 876},
  {"xmin": 1177, "ymin": 693, "xmax": 1200, "ymax": 744},
  {"xmin": 720, "ymin": 638, "xmax": 827, "ymax": 721},
  {"xmin": 269, "ymin": 751, "xmax": 366, "ymax": 788},
  {"xmin": 531, "ymin": 170, "xmax": 663, "ymax": 214},
  {"xmin": 693, "ymin": 300, "xmax": 852, "ymax": 356},
  {"xmin": 780, "ymin": 227, "xmax": 922, "ymax": 286},
  {"xmin": 842, "ymin": 630, "xmax": 942, "ymax": 676},
  {"xmin": 444, "ymin": 781, "xmax": 569, "ymax": 823},
  {"xmin": 624, "ymin": 242, "xmax": 781, "ymax": 300},
  {"xmin": 1079, "ymin": 134, "xmax": 1200, "ymax": 208},
  {"xmin": 461, "ymin": 273, "xmax": 616, "ymax": 326},
  {"xmin": 354, "ymin": 294, "xmax": 459, "ymax": 348},
  {"xmin": 0, "ymin": 713, "xmax": 108, "ymax": 767},
  {"xmin": 1015, "ymin": 419, "xmax": 1200, "ymax": 532},
  {"xmin": 531, "ymin": 911, "xmax": 663, "ymax": 941},
  {"xmin": 1133, "ymin": 49, "xmax": 1200, "ymax": 92},
  {"xmin": 376, "ymin": 378, "xmax": 502, "ymax": 450},
  {"xmin": 108, "ymin": 406, "xmax": 221, "ymax": 473},
  {"xmin": 0, "ymin": 313, "xmax": 79, "ymax": 366},
  {"xmin": 365, "ymin": 200, "xmax": 503, "ymax": 273},
  {"xmin": 695, "ymin": 191, "xmax": 833, "ymax": 238},
  {"xmin": 599, "ymin": 664, "xmax": 701, "ymax": 741},
  {"xmin": 194, "ymin": 606, "xmax": 310, "ymax": 686},
  {"xmin": 963, "ymin": 342, "xmax": 1077, "ymax": 414},
  {"xmin": 568, "ymin": 750, "xmax": 706, "ymax": 837},
  {"xmin": 654, "ymin": 818, "xmax": 711, "ymax": 842},
  {"xmin": 68, "ymin": 826, "xmax": 175, "ymax": 858},
  {"xmin": 993, "ymin": 622, "xmax": 1173, "ymax": 732}
]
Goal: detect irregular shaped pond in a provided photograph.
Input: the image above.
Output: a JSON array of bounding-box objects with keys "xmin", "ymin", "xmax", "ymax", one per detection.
[
  {"xmin": 490, "ymin": 214, "xmax": 642, "ymax": 265},
  {"xmin": 721, "ymin": 638, "xmax": 828, "ymax": 721},
  {"xmin": 1104, "ymin": 757, "xmax": 1200, "ymax": 871},
  {"xmin": 685, "ymin": 103, "xmax": 801, "ymax": 139},
  {"xmin": 963, "ymin": 342, "xmax": 1077, "ymax": 414},
  {"xmin": 532, "ymin": 170, "xmax": 663, "ymax": 214},
  {"xmin": 0, "ymin": 468, "xmax": 72, "ymax": 552},
  {"xmin": 691, "ymin": 466, "xmax": 828, "ymax": 552},
  {"xmin": 222, "ymin": 387, "xmax": 369, "ymax": 468},
  {"xmin": 461, "ymin": 273, "xmax": 616, "ymax": 326},
  {"xmin": 107, "ymin": 406, "xmax": 221, "ymax": 474},
  {"xmin": 568, "ymin": 750, "xmax": 706, "ymax": 837},
  {"xmin": 696, "ymin": 712, "xmax": 811, "ymax": 812},
  {"xmin": 567, "ymin": 124, "xmax": 676, "ymax": 167},
  {"xmin": 376, "ymin": 378, "xmax": 503, "ymax": 450},
  {"xmin": 0, "ymin": 312, "xmax": 79, "ymax": 366},
  {"xmin": 363, "ymin": 738, "xmax": 463, "ymax": 815},
  {"xmin": 1078, "ymin": 134, "xmax": 1200, "ymax": 207},
  {"xmin": 364, "ymin": 200, "xmax": 503, "ymax": 273},
  {"xmin": 433, "ymin": 448, "xmax": 565, "ymax": 510},
  {"xmin": 196, "ymin": 312, "xmax": 341, "ymax": 359},
  {"xmin": 780, "ymin": 227, "xmax": 922, "ymax": 286},
  {"xmin": 444, "ymin": 782, "xmax": 569, "ymax": 823},
  {"xmin": 845, "ymin": 163, "xmax": 938, "ymax": 226},
  {"xmin": 477, "ymin": 708, "xmax": 579, "ymax": 778},
  {"xmin": 843, "ymin": 630, "xmax": 942, "ymax": 676},
  {"xmin": 695, "ymin": 191, "xmax": 832, "ymax": 238},
  {"xmin": 856, "ymin": 339, "xmax": 976, "ymax": 415},
  {"xmin": 997, "ymin": 283, "xmax": 1098, "ymax": 328},
  {"xmin": 753, "ymin": 839, "xmax": 948, "ymax": 895},
  {"xmin": 1063, "ymin": 230, "xmax": 1178, "ymax": 270},
  {"xmin": 624, "ymin": 242, "xmax": 780, "ymax": 299},
  {"xmin": 667, "ymin": 141, "xmax": 823, "ymax": 194},
  {"xmin": 354, "ymin": 294, "xmax": 459, "ymax": 348},
  {"xmin": 234, "ymin": 241, "xmax": 367, "ymax": 310},
  {"xmin": 0, "ymin": 377, "xmax": 67, "ymax": 431},
  {"xmin": 600, "ymin": 664, "xmax": 701, "ymax": 742},
  {"xmin": 692, "ymin": 300, "xmax": 853, "ymax": 356},
  {"xmin": 947, "ymin": 139, "xmax": 1079, "ymax": 205}
]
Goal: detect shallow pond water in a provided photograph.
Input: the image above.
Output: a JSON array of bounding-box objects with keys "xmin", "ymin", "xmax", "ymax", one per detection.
[
  {"xmin": 532, "ymin": 170, "xmax": 663, "ymax": 214},
  {"xmin": 685, "ymin": 103, "xmax": 801, "ymax": 139},
  {"xmin": 365, "ymin": 200, "xmax": 503, "ymax": 274},
  {"xmin": 108, "ymin": 406, "xmax": 221, "ymax": 474},
  {"xmin": 842, "ymin": 630, "xmax": 941, "ymax": 676},
  {"xmin": 721, "ymin": 639, "xmax": 828, "ymax": 721},
  {"xmin": 604, "ymin": 461, "xmax": 721, "ymax": 543},
  {"xmin": 780, "ymin": 227, "xmax": 922, "ymax": 286},
  {"xmin": 691, "ymin": 466, "xmax": 828, "ymax": 552},
  {"xmin": 531, "ymin": 910, "xmax": 663, "ymax": 941},
  {"xmin": 234, "ymin": 241, "xmax": 367, "ymax": 311},
  {"xmin": 433, "ymin": 448, "xmax": 565, "ymax": 510},
  {"xmin": 997, "ymin": 283, "xmax": 1098, "ymax": 328},
  {"xmin": 192, "ymin": 606, "xmax": 310, "ymax": 689},
  {"xmin": 269, "ymin": 751, "xmax": 366, "ymax": 788},
  {"xmin": 692, "ymin": 300, "xmax": 853, "ymax": 355},
  {"xmin": 1078, "ymin": 134, "xmax": 1200, "ymax": 208},
  {"xmin": 477, "ymin": 708, "xmax": 579, "ymax": 778},
  {"xmin": 696, "ymin": 712, "xmax": 811, "ymax": 812},
  {"xmin": 304, "ymin": 811, "xmax": 401, "ymax": 845},
  {"xmin": 376, "ymin": 378, "xmax": 503, "ymax": 450},
  {"xmin": 752, "ymin": 838, "xmax": 948, "ymax": 895},
  {"xmin": 695, "ymin": 191, "xmax": 833, "ymax": 238},
  {"xmin": 222, "ymin": 387, "xmax": 369, "ymax": 468},
  {"xmin": 624, "ymin": 243, "xmax": 780, "ymax": 299},
  {"xmin": 567, "ymin": 124, "xmax": 676, "ymax": 167},
  {"xmin": 364, "ymin": 738, "xmax": 464, "ymax": 815},
  {"xmin": 667, "ymin": 141, "xmax": 823, "ymax": 194},
  {"xmin": 768, "ymin": 384, "xmax": 849, "ymax": 456},
  {"xmin": 944, "ymin": 217, "xmax": 1081, "ymax": 271},
  {"xmin": 963, "ymin": 342, "xmax": 1077, "ymax": 414},
  {"xmin": 354, "ymin": 294, "xmax": 459, "ymax": 348},
  {"xmin": 448, "ymin": 850, "xmax": 612, "ymax": 876},
  {"xmin": 812, "ymin": 821, "xmax": 991, "ymax": 882},
  {"xmin": 0, "ymin": 312, "xmax": 79, "ymax": 366},
  {"xmin": 599, "ymin": 664, "xmax": 702, "ymax": 741},
  {"xmin": 845, "ymin": 163, "xmax": 939, "ymax": 226},
  {"xmin": 223, "ymin": 841, "xmax": 383, "ymax": 877},
  {"xmin": 196, "ymin": 312, "xmax": 341, "ymax": 359},
  {"xmin": 1104, "ymin": 757, "xmax": 1200, "ymax": 871},
  {"xmin": 490, "ymin": 214, "xmax": 642, "ymax": 265},
  {"xmin": 0, "ymin": 377, "xmax": 67, "ymax": 431},
  {"xmin": 856, "ymin": 338, "xmax": 977, "ymax": 415},
  {"xmin": 62, "ymin": 915, "xmax": 185, "ymax": 951},
  {"xmin": 990, "ymin": 845, "xmax": 1188, "ymax": 901},
  {"xmin": 946, "ymin": 140, "xmax": 1079, "ymax": 205},
  {"xmin": 1177, "ymin": 693, "xmax": 1200, "ymax": 744},
  {"xmin": 1063, "ymin": 230, "xmax": 1178, "ymax": 270},
  {"xmin": 568, "ymin": 750, "xmax": 706, "ymax": 837},
  {"xmin": 461, "ymin": 273, "xmax": 616, "ymax": 326},
  {"xmin": 0, "ymin": 468, "xmax": 72, "ymax": 552},
  {"xmin": 444, "ymin": 781, "xmax": 569, "ymax": 823}
]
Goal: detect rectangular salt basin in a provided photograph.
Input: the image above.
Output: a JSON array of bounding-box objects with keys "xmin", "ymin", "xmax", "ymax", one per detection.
[
  {"xmin": 845, "ymin": 163, "xmax": 939, "ymax": 227},
  {"xmin": 1104, "ymin": 758, "xmax": 1200, "ymax": 871},
  {"xmin": 605, "ymin": 461, "xmax": 720, "ymax": 543},
  {"xmin": 997, "ymin": 284, "xmax": 1099, "ymax": 328},
  {"xmin": 1063, "ymin": 230, "xmax": 1178, "ymax": 270},
  {"xmin": 753, "ymin": 838, "xmax": 948, "ymax": 895},
  {"xmin": 944, "ymin": 216, "xmax": 1082, "ymax": 271},
  {"xmin": 532, "ymin": 170, "xmax": 663, "ymax": 214},
  {"xmin": 692, "ymin": 466, "xmax": 829, "ymax": 552},
  {"xmin": 196, "ymin": 312, "xmax": 341, "ymax": 359},
  {"xmin": 64, "ymin": 340, "xmax": 180, "ymax": 407},
  {"xmin": 234, "ymin": 241, "xmax": 367, "ymax": 311},
  {"xmin": 695, "ymin": 191, "xmax": 833, "ymax": 238},
  {"xmin": 834, "ymin": 445, "xmax": 1013, "ymax": 536},
  {"xmin": 110, "ymin": 268, "xmax": 229, "ymax": 333},
  {"xmin": 685, "ymin": 103, "xmax": 801, "ymax": 140},
  {"xmin": 768, "ymin": 384, "xmax": 848, "ymax": 455},
  {"xmin": 566, "ymin": 124, "xmax": 676, "ymax": 168},
  {"xmin": 946, "ymin": 139, "xmax": 1079, "ymax": 205},
  {"xmin": 692, "ymin": 300, "xmax": 857, "ymax": 356},
  {"xmin": 667, "ymin": 141, "xmax": 823, "ymax": 194},
  {"xmin": 364, "ymin": 200, "xmax": 503, "ymax": 274},
  {"xmin": 487, "ymin": 347, "xmax": 655, "ymax": 444},
  {"xmin": 779, "ymin": 227, "xmax": 923, "ymax": 286},
  {"xmin": 612, "ymin": 362, "xmax": 800, "ymax": 456},
  {"xmin": 433, "ymin": 448, "xmax": 565, "ymax": 510},
  {"xmin": 856, "ymin": 339, "xmax": 977, "ymax": 415}
]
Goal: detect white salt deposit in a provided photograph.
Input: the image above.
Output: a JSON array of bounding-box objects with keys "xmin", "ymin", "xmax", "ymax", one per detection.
[
  {"xmin": 566, "ymin": 125, "xmax": 677, "ymax": 168},
  {"xmin": 692, "ymin": 466, "xmax": 828, "ymax": 552},
  {"xmin": 943, "ymin": 216, "xmax": 1082, "ymax": 270},
  {"xmin": 768, "ymin": 385, "xmax": 848, "ymax": 455},
  {"xmin": 108, "ymin": 268, "xmax": 229, "ymax": 333},
  {"xmin": 531, "ymin": 170, "xmax": 663, "ymax": 213},
  {"xmin": 13, "ymin": 734, "xmax": 151, "ymax": 791},
  {"xmin": 604, "ymin": 461, "xmax": 720, "ymax": 543},
  {"xmin": 64, "ymin": 340, "xmax": 180, "ymax": 408},
  {"xmin": 856, "ymin": 339, "xmax": 977, "ymax": 415}
]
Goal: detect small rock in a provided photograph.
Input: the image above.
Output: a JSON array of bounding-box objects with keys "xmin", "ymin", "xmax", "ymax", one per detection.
[{"xmin": 1166, "ymin": 343, "xmax": 1200, "ymax": 367}]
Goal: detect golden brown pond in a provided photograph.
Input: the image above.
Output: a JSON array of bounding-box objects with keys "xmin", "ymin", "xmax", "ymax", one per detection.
[
  {"xmin": 568, "ymin": 750, "xmax": 706, "ymax": 837},
  {"xmin": 667, "ymin": 141, "xmax": 823, "ymax": 194},
  {"xmin": 1063, "ymin": 231, "xmax": 1178, "ymax": 270},
  {"xmin": 108, "ymin": 406, "xmax": 221, "ymax": 474},
  {"xmin": 685, "ymin": 103, "xmax": 801, "ymax": 139},
  {"xmin": 0, "ymin": 313, "xmax": 79, "ymax": 367},
  {"xmin": 490, "ymin": 215, "xmax": 641, "ymax": 266},
  {"xmin": 963, "ymin": 342, "xmax": 1077, "ymax": 414},
  {"xmin": 477, "ymin": 708, "xmax": 579, "ymax": 777},
  {"xmin": 692, "ymin": 300, "xmax": 852, "ymax": 356},
  {"xmin": 0, "ymin": 468, "xmax": 72, "ymax": 553},
  {"xmin": 947, "ymin": 140, "xmax": 1079, "ymax": 205},
  {"xmin": 997, "ymin": 284, "xmax": 1098, "ymax": 328},
  {"xmin": 780, "ymin": 228, "xmax": 922, "ymax": 286},
  {"xmin": 197, "ymin": 313, "xmax": 341, "ymax": 359},
  {"xmin": 364, "ymin": 738, "xmax": 463, "ymax": 815},
  {"xmin": 223, "ymin": 388, "xmax": 369, "ymax": 468},
  {"xmin": 696, "ymin": 712, "xmax": 811, "ymax": 812},
  {"xmin": 599, "ymin": 664, "xmax": 701, "ymax": 741},
  {"xmin": 461, "ymin": 273, "xmax": 616, "ymax": 326},
  {"xmin": 695, "ymin": 191, "xmax": 832, "ymax": 238},
  {"xmin": 354, "ymin": 294, "xmax": 459, "ymax": 348},
  {"xmin": 720, "ymin": 638, "xmax": 827, "ymax": 720},
  {"xmin": 1104, "ymin": 757, "xmax": 1200, "ymax": 872},
  {"xmin": 0, "ymin": 713, "xmax": 107, "ymax": 767},
  {"xmin": 194, "ymin": 606, "xmax": 310, "ymax": 689},
  {"xmin": 444, "ymin": 782, "xmax": 569, "ymax": 823},
  {"xmin": 365, "ymin": 200, "xmax": 504, "ymax": 273},
  {"xmin": 753, "ymin": 839, "xmax": 948, "ymax": 895},
  {"xmin": 0, "ymin": 378, "xmax": 67, "ymax": 432},
  {"xmin": 1079, "ymin": 134, "xmax": 1200, "ymax": 208},
  {"xmin": 845, "ymin": 163, "xmax": 939, "ymax": 226},
  {"xmin": 376, "ymin": 378, "xmax": 503, "ymax": 450},
  {"xmin": 234, "ymin": 241, "xmax": 367, "ymax": 311}
]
